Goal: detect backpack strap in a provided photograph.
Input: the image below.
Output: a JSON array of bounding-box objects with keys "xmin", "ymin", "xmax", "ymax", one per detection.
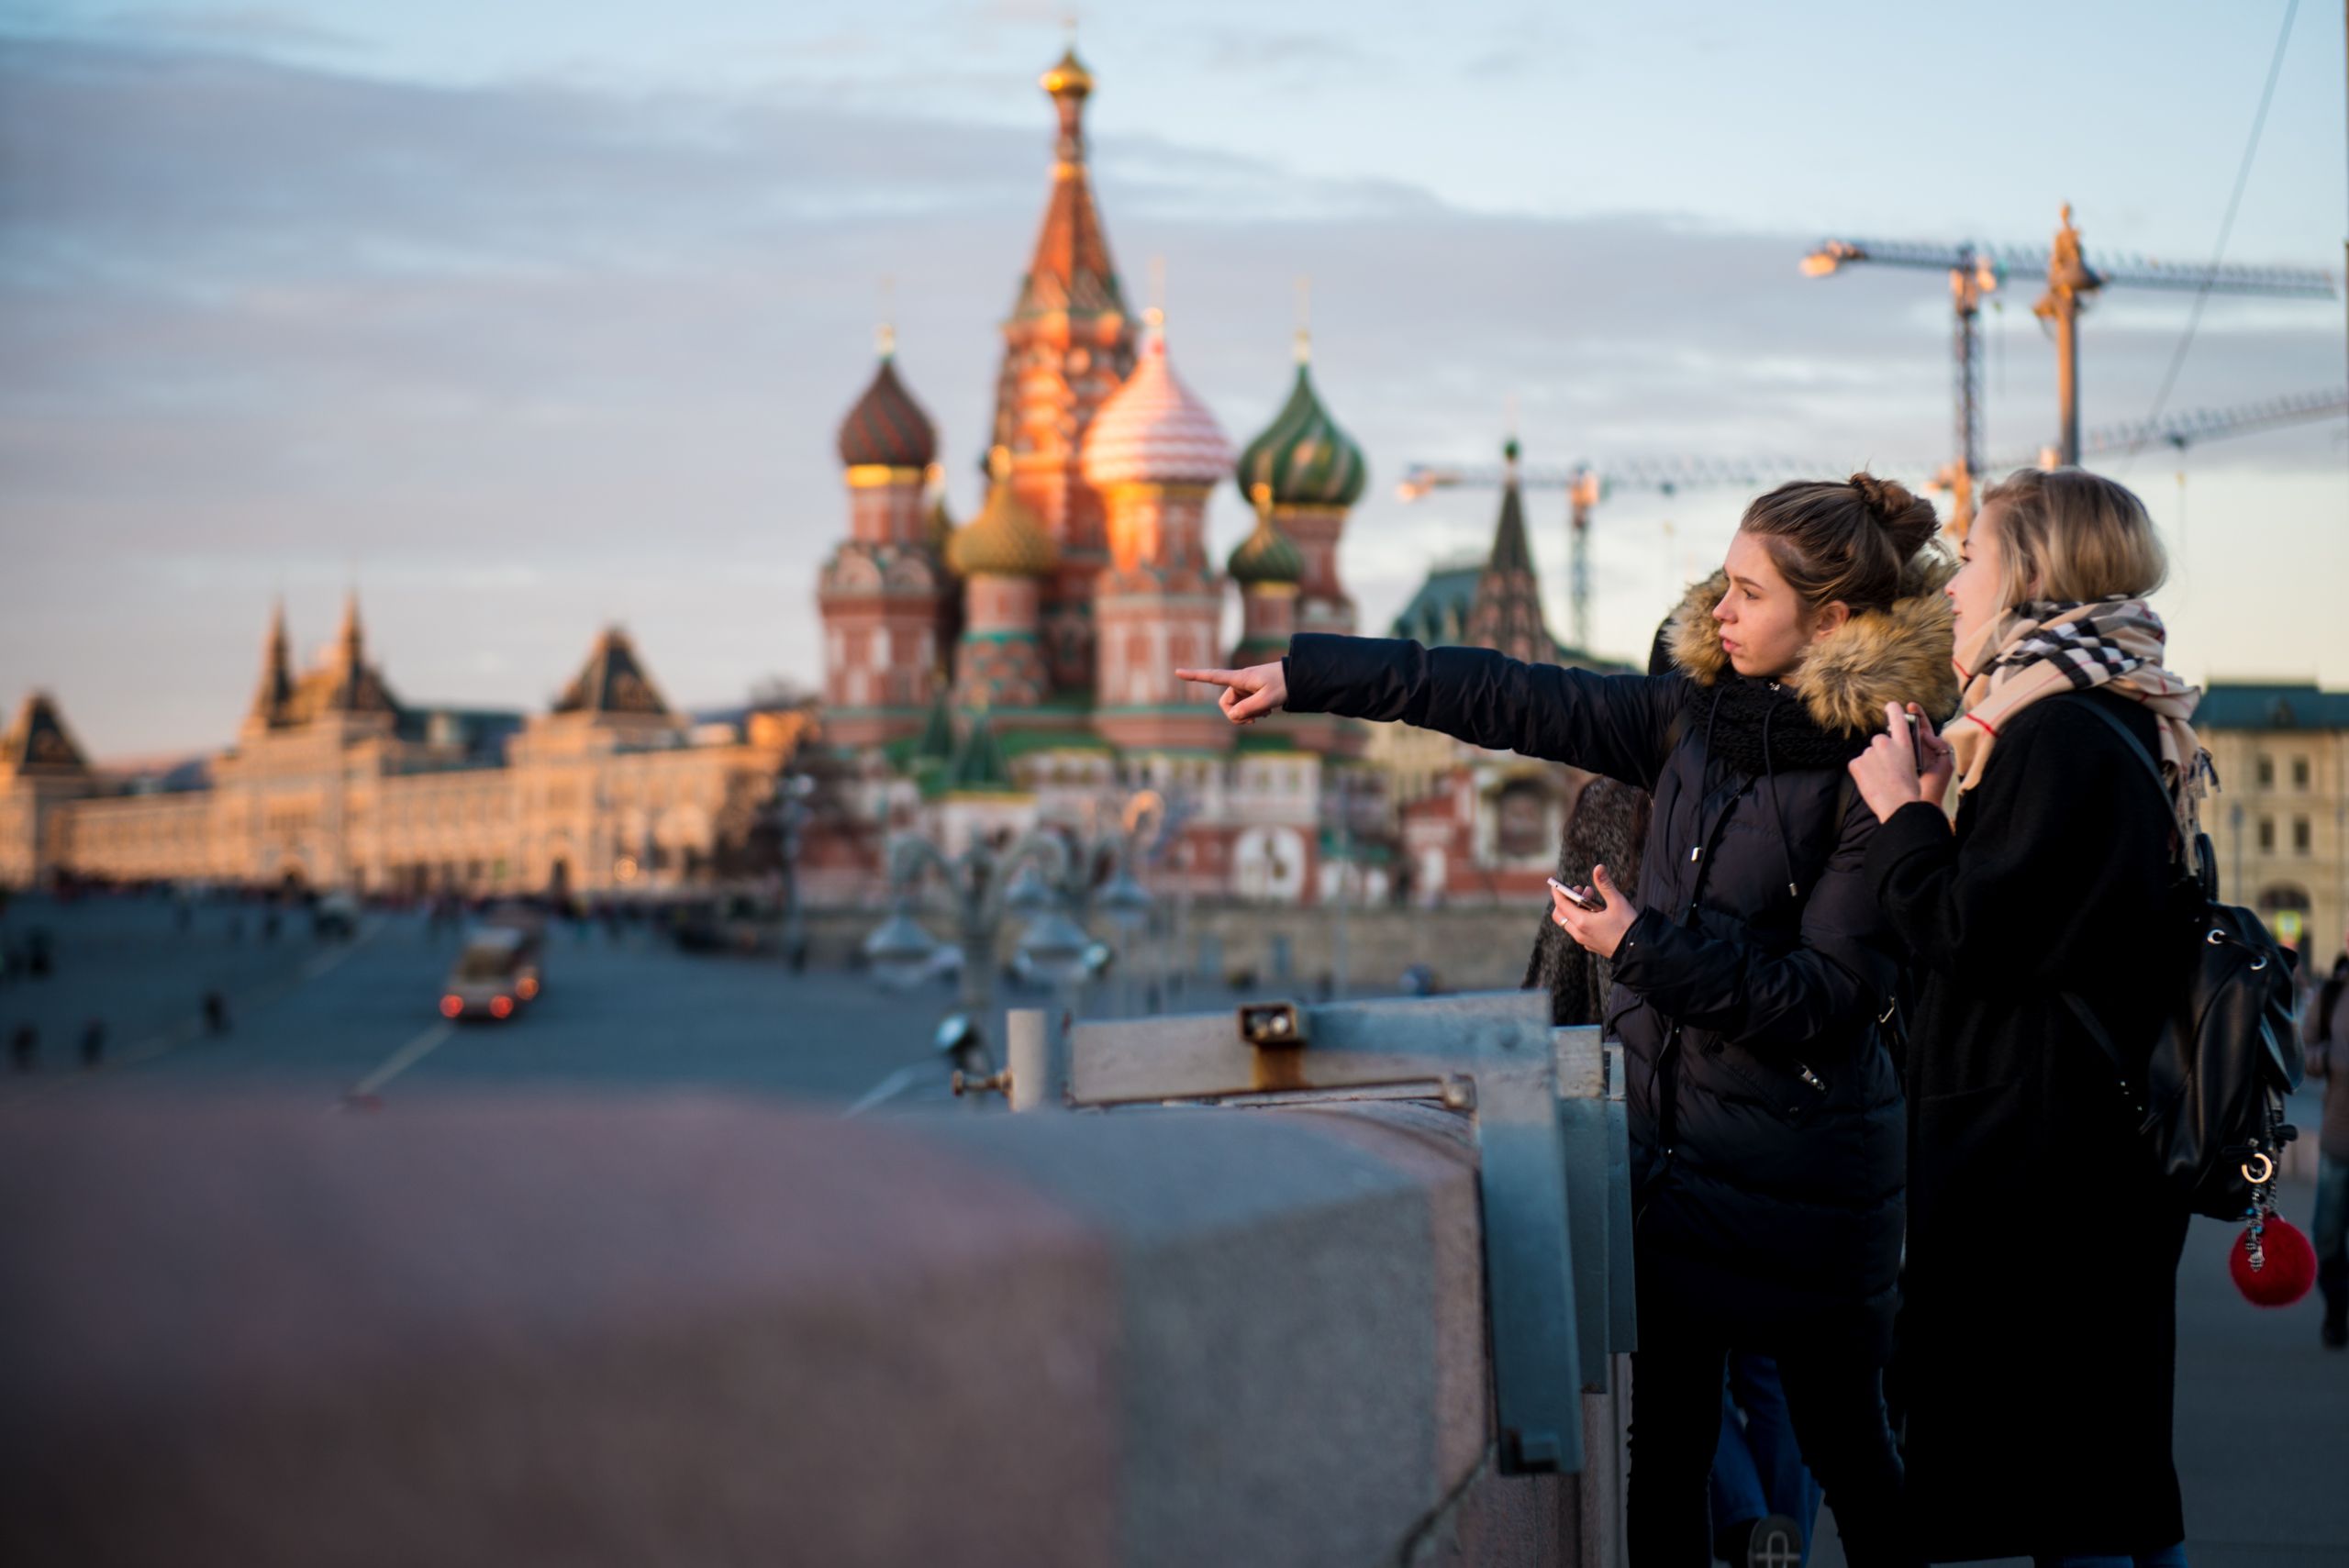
[
  {"xmin": 2056, "ymin": 693, "xmax": 2184, "ymax": 1097},
  {"xmin": 2060, "ymin": 692, "xmax": 2186, "ymax": 877}
]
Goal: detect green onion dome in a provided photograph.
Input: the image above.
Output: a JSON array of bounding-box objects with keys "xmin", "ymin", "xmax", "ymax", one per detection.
[
  {"xmin": 1227, "ymin": 484, "xmax": 1306, "ymax": 586},
  {"xmin": 1234, "ymin": 340, "xmax": 1366, "ymax": 508},
  {"xmin": 947, "ymin": 449, "xmax": 1059, "ymax": 579}
]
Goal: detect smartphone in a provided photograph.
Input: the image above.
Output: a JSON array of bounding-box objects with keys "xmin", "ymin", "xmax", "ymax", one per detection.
[
  {"xmin": 1897, "ymin": 710, "xmax": 1927, "ymax": 772},
  {"xmin": 1546, "ymin": 874, "xmax": 1606, "ymax": 912}
]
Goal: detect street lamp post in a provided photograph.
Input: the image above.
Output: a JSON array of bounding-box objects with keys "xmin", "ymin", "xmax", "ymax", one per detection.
[
  {"xmin": 774, "ymin": 773, "xmax": 815, "ymax": 972},
  {"xmin": 862, "ymin": 828, "xmax": 1091, "ymax": 1095}
]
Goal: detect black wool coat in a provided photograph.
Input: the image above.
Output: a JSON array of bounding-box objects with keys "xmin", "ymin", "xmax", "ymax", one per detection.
[
  {"xmin": 1285, "ymin": 630, "xmax": 1939, "ymax": 1360},
  {"xmin": 1865, "ymin": 688, "xmax": 2192, "ymax": 1559}
]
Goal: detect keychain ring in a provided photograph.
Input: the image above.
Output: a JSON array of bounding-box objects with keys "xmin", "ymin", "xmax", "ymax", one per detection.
[{"xmin": 2241, "ymin": 1151, "xmax": 2275, "ymax": 1185}]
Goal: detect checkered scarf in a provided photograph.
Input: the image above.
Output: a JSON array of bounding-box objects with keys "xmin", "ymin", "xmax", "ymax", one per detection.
[{"xmin": 1946, "ymin": 595, "xmax": 2210, "ymax": 840}]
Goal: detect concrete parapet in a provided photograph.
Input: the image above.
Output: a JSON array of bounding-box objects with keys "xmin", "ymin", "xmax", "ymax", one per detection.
[{"xmin": 0, "ymin": 1091, "xmax": 1620, "ymax": 1567}]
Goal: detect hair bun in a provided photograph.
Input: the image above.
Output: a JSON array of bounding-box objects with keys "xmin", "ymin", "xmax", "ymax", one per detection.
[{"xmin": 1848, "ymin": 471, "xmax": 1938, "ymax": 559}]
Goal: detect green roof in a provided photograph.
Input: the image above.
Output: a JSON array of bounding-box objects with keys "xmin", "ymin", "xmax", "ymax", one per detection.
[
  {"xmin": 942, "ymin": 709, "xmax": 1020, "ymax": 794},
  {"xmin": 2196, "ymin": 683, "xmax": 2349, "ymax": 731},
  {"xmin": 915, "ymin": 689, "xmax": 957, "ymax": 762},
  {"xmin": 995, "ymin": 726, "xmax": 1119, "ymax": 759},
  {"xmin": 1390, "ymin": 562, "xmax": 1484, "ymax": 645}
]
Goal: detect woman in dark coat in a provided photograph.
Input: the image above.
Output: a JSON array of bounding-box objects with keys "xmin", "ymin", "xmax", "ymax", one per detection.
[
  {"xmin": 1185, "ymin": 474, "xmax": 1956, "ymax": 1567},
  {"xmin": 1850, "ymin": 467, "xmax": 2199, "ymax": 1564}
]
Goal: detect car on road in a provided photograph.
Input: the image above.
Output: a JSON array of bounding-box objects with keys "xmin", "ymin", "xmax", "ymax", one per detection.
[
  {"xmin": 478, "ymin": 903, "xmax": 547, "ymax": 1001},
  {"xmin": 440, "ymin": 927, "xmax": 532, "ymax": 1022},
  {"xmin": 312, "ymin": 893, "xmax": 361, "ymax": 940}
]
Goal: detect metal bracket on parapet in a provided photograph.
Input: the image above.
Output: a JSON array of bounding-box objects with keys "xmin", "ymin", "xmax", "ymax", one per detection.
[
  {"xmin": 1068, "ymin": 989, "xmax": 1583, "ymax": 1476},
  {"xmin": 1552, "ymin": 1027, "xmax": 1640, "ymax": 1394}
]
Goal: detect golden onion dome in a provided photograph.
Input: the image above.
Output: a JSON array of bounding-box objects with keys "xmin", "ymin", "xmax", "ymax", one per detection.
[
  {"xmin": 948, "ymin": 449, "xmax": 1059, "ymax": 579},
  {"xmin": 1041, "ymin": 45, "xmax": 1093, "ymax": 98}
]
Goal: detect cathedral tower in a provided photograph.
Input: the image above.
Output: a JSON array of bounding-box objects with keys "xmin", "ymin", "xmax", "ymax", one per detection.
[
  {"xmin": 818, "ymin": 333, "xmax": 953, "ymax": 747},
  {"xmin": 1233, "ymin": 321, "xmax": 1366, "ymax": 638},
  {"xmin": 1080, "ymin": 311, "xmax": 1232, "ymax": 754},
  {"xmin": 1463, "ymin": 437, "xmax": 1558, "ymax": 665},
  {"xmin": 988, "ymin": 44, "xmax": 1136, "ymax": 696},
  {"xmin": 948, "ymin": 448, "xmax": 1059, "ymax": 712}
]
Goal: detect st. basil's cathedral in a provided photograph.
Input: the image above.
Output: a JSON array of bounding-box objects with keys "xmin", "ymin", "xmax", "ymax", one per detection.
[{"xmin": 813, "ymin": 44, "xmax": 1389, "ymax": 906}]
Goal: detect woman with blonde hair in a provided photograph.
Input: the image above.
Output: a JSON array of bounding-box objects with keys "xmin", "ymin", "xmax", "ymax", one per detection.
[{"xmin": 1850, "ymin": 466, "xmax": 2202, "ymax": 1566}]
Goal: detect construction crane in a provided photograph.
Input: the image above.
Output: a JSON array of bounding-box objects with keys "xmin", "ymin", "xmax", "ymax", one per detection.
[
  {"xmin": 1398, "ymin": 452, "xmax": 1839, "ymax": 655},
  {"xmin": 1398, "ymin": 388, "xmax": 2346, "ymax": 655},
  {"xmin": 1802, "ymin": 205, "xmax": 2337, "ymax": 526}
]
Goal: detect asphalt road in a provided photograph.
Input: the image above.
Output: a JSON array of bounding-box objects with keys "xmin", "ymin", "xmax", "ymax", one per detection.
[
  {"xmin": 0, "ymin": 890, "xmax": 1058, "ymax": 1110},
  {"xmin": 7, "ymin": 890, "xmax": 2340, "ymax": 1562}
]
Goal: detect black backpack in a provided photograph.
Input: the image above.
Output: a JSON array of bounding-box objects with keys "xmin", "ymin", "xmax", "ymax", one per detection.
[{"xmin": 2059, "ymin": 696, "xmax": 2304, "ymax": 1220}]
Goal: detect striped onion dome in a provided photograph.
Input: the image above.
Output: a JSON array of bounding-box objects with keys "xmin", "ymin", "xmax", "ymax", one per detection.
[
  {"xmin": 1227, "ymin": 487, "xmax": 1305, "ymax": 585},
  {"xmin": 1080, "ymin": 317, "xmax": 1232, "ymax": 489},
  {"xmin": 948, "ymin": 450, "xmax": 1059, "ymax": 579},
  {"xmin": 836, "ymin": 345, "xmax": 937, "ymax": 470},
  {"xmin": 1234, "ymin": 339, "xmax": 1366, "ymax": 508}
]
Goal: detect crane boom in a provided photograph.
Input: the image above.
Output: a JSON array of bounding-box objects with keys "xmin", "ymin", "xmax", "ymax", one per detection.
[
  {"xmin": 1805, "ymin": 206, "xmax": 2341, "ymax": 493},
  {"xmin": 1809, "ymin": 238, "xmax": 2335, "ymax": 298},
  {"xmin": 1401, "ymin": 387, "xmax": 2346, "ymax": 651}
]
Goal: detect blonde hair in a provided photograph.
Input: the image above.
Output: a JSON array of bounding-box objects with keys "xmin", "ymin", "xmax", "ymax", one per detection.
[{"xmin": 1975, "ymin": 467, "xmax": 2166, "ymax": 608}]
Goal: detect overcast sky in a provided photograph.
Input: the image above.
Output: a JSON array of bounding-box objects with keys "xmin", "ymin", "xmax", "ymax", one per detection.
[{"xmin": 5, "ymin": 1, "xmax": 2345, "ymax": 758}]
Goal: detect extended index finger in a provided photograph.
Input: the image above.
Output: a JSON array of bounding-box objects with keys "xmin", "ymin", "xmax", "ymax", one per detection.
[{"xmin": 1174, "ymin": 667, "xmax": 1242, "ymax": 690}]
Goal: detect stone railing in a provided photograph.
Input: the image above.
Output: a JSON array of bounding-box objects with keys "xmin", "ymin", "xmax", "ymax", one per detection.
[{"xmin": 0, "ymin": 996, "xmax": 1630, "ymax": 1567}]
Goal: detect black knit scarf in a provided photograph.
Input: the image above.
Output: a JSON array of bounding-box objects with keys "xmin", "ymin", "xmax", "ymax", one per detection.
[{"xmin": 1682, "ymin": 674, "xmax": 1867, "ymax": 778}]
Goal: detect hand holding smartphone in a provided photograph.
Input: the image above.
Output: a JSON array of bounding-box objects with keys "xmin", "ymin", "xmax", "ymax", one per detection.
[
  {"xmin": 1547, "ymin": 874, "xmax": 1606, "ymax": 913},
  {"xmin": 1895, "ymin": 711, "xmax": 1926, "ymax": 773}
]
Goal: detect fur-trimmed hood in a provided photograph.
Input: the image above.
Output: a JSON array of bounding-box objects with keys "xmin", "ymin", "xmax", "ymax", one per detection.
[{"xmin": 1665, "ymin": 546, "xmax": 1961, "ymax": 735}]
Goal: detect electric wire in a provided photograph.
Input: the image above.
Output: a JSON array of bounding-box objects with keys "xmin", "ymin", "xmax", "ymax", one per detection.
[{"xmin": 2121, "ymin": 0, "xmax": 2302, "ymax": 471}]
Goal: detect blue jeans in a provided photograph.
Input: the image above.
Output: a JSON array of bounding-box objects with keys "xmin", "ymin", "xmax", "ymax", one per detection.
[
  {"xmin": 2032, "ymin": 1547, "xmax": 2187, "ymax": 1568},
  {"xmin": 1710, "ymin": 1354, "xmax": 1824, "ymax": 1560}
]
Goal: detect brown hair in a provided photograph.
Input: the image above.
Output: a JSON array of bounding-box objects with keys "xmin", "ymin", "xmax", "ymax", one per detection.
[
  {"xmin": 1974, "ymin": 467, "xmax": 2165, "ymax": 608},
  {"xmin": 1740, "ymin": 472, "xmax": 1940, "ymax": 617}
]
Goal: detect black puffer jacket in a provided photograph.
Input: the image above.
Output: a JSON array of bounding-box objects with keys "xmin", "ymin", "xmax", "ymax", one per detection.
[{"xmin": 1284, "ymin": 566, "xmax": 1957, "ymax": 1357}]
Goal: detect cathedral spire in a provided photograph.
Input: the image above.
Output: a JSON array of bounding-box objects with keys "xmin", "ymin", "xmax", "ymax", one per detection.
[
  {"xmin": 335, "ymin": 588, "xmax": 364, "ymax": 668},
  {"xmin": 250, "ymin": 597, "xmax": 294, "ymax": 725},
  {"xmin": 1008, "ymin": 39, "xmax": 1126, "ymax": 328},
  {"xmin": 986, "ymin": 38, "xmax": 1138, "ymax": 698},
  {"xmin": 1464, "ymin": 434, "xmax": 1555, "ymax": 664}
]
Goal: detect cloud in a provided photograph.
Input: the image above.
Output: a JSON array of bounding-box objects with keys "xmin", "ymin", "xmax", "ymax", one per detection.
[{"xmin": 0, "ymin": 29, "xmax": 2340, "ymax": 754}]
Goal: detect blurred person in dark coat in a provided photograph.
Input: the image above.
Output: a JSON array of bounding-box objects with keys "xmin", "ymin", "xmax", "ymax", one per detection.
[{"xmin": 2304, "ymin": 947, "xmax": 2349, "ymax": 1350}]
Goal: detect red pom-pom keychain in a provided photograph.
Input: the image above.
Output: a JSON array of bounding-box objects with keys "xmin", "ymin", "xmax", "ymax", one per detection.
[
  {"xmin": 2231, "ymin": 1213, "xmax": 2316, "ymax": 1306},
  {"xmin": 2230, "ymin": 1150, "xmax": 2315, "ymax": 1308}
]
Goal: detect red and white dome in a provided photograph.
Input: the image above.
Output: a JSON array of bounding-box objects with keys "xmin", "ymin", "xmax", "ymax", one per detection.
[{"xmin": 1081, "ymin": 321, "xmax": 1232, "ymax": 489}]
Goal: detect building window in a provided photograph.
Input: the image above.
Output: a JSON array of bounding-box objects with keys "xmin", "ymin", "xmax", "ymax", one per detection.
[
  {"xmin": 2292, "ymin": 755, "xmax": 2310, "ymax": 790},
  {"xmin": 2254, "ymin": 754, "xmax": 2274, "ymax": 789},
  {"xmin": 2293, "ymin": 817, "xmax": 2311, "ymax": 855},
  {"xmin": 2257, "ymin": 817, "xmax": 2275, "ymax": 852}
]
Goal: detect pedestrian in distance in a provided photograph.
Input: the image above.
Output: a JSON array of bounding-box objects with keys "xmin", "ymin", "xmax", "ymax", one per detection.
[
  {"xmin": 1185, "ymin": 471, "xmax": 1959, "ymax": 1568},
  {"xmin": 79, "ymin": 1018, "xmax": 104, "ymax": 1069},
  {"xmin": 1849, "ymin": 466, "xmax": 2199, "ymax": 1565},
  {"xmin": 201, "ymin": 990, "xmax": 229, "ymax": 1036},
  {"xmin": 2303, "ymin": 947, "xmax": 2349, "ymax": 1350},
  {"xmin": 9, "ymin": 1023, "xmax": 35, "ymax": 1072}
]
